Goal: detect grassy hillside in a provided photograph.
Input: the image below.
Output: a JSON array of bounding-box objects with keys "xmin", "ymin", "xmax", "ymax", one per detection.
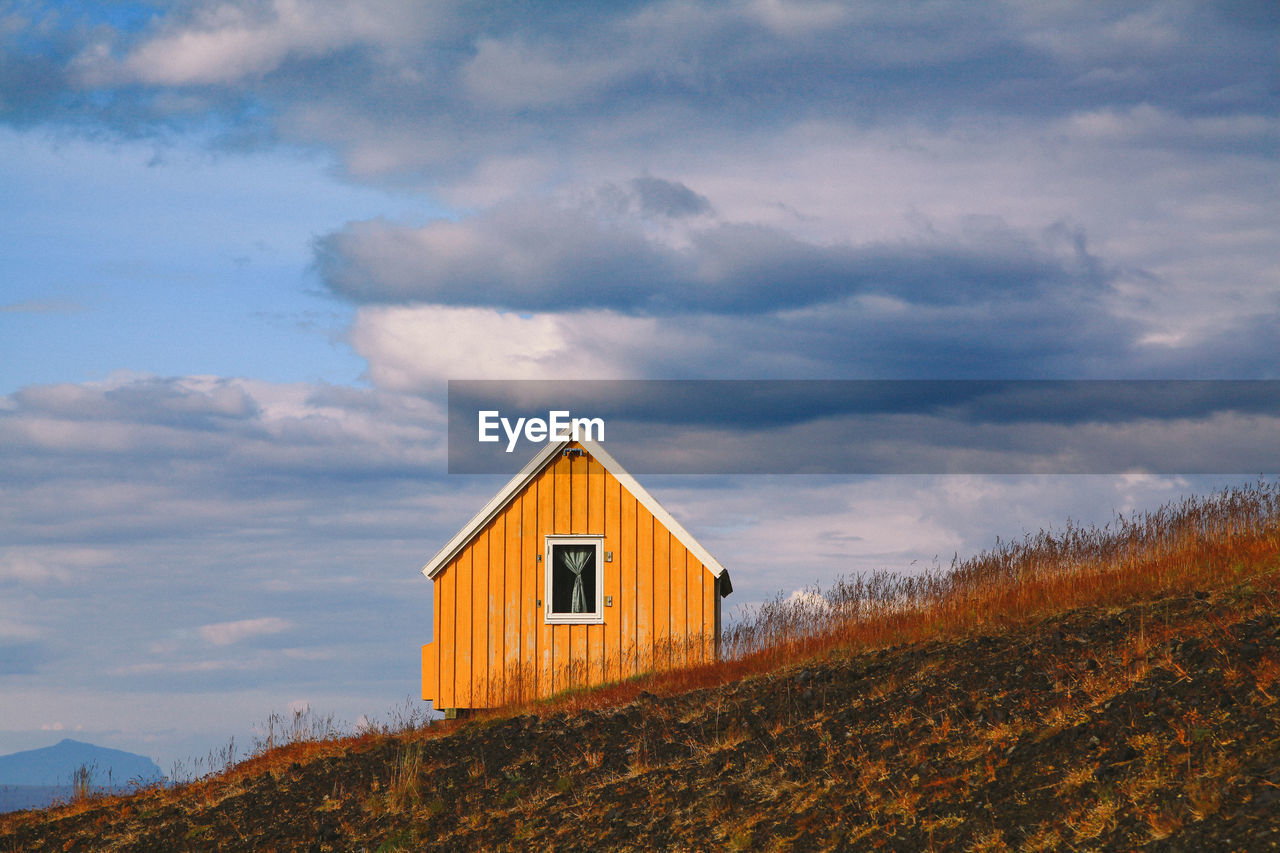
[{"xmin": 3, "ymin": 483, "xmax": 1279, "ymax": 851}]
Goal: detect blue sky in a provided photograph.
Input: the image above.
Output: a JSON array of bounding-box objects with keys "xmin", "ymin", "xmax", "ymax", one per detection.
[{"xmin": 1, "ymin": 0, "xmax": 1276, "ymax": 771}]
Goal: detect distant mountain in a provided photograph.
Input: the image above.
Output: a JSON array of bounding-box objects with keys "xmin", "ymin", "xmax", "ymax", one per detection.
[{"xmin": 0, "ymin": 739, "xmax": 163, "ymax": 812}]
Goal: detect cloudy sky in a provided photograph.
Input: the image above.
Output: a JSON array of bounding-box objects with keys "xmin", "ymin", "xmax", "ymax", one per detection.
[{"xmin": 1, "ymin": 0, "xmax": 1276, "ymax": 771}]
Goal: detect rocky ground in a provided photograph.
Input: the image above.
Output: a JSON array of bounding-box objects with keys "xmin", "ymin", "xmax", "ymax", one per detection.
[{"xmin": 4, "ymin": 583, "xmax": 1280, "ymax": 851}]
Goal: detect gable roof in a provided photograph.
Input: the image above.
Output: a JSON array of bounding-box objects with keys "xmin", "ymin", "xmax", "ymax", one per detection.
[{"xmin": 421, "ymin": 438, "xmax": 731, "ymax": 595}]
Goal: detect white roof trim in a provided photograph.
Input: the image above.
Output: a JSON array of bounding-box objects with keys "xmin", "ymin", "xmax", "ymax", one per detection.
[{"xmin": 421, "ymin": 439, "xmax": 730, "ymax": 595}]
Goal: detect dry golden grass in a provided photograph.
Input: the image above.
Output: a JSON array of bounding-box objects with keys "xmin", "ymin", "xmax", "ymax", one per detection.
[
  {"xmin": 1145, "ymin": 809, "xmax": 1184, "ymax": 841},
  {"xmin": 964, "ymin": 828, "xmax": 1007, "ymax": 852},
  {"xmin": 379, "ymin": 742, "xmax": 426, "ymax": 815},
  {"xmin": 1057, "ymin": 762, "xmax": 1097, "ymax": 792},
  {"xmin": 727, "ymin": 482, "xmax": 1280, "ymax": 666},
  {"xmin": 1067, "ymin": 793, "xmax": 1121, "ymax": 842},
  {"xmin": 1253, "ymin": 656, "xmax": 1280, "ymax": 700},
  {"xmin": 1019, "ymin": 823, "xmax": 1064, "ymax": 852}
]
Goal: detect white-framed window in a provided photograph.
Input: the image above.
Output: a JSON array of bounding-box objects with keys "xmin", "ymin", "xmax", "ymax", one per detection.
[{"xmin": 544, "ymin": 535, "xmax": 604, "ymax": 624}]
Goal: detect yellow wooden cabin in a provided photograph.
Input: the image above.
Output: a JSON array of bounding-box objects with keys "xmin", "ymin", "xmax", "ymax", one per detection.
[{"xmin": 421, "ymin": 438, "xmax": 732, "ymax": 714}]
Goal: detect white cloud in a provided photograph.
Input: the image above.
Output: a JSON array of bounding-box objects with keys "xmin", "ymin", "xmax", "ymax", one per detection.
[
  {"xmin": 197, "ymin": 617, "xmax": 293, "ymax": 646},
  {"xmin": 0, "ymin": 548, "xmax": 109, "ymax": 584},
  {"xmin": 97, "ymin": 0, "xmax": 430, "ymax": 86},
  {"xmin": 111, "ymin": 648, "xmax": 332, "ymax": 676},
  {"xmin": 745, "ymin": 0, "xmax": 850, "ymax": 36},
  {"xmin": 345, "ymin": 301, "xmax": 863, "ymax": 388},
  {"xmin": 785, "ymin": 588, "xmax": 830, "ymax": 609},
  {"xmin": 0, "ymin": 554, "xmax": 67, "ymax": 584},
  {"xmin": 441, "ymin": 156, "xmax": 557, "ymax": 209},
  {"xmin": 0, "ymin": 617, "xmax": 42, "ymax": 642},
  {"xmin": 1010, "ymin": 2, "xmax": 1187, "ymax": 63},
  {"xmin": 348, "ymin": 305, "xmax": 645, "ymax": 388},
  {"xmin": 1058, "ymin": 103, "xmax": 1278, "ymax": 147}
]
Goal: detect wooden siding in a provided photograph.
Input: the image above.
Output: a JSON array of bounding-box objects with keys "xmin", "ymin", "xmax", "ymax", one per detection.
[{"xmin": 422, "ymin": 445, "xmax": 719, "ymax": 709}]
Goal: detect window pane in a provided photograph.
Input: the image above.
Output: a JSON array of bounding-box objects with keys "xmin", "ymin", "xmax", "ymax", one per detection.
[{"xmin": 551, "ymin": 544, "xmax": 596, "ymax": 614}]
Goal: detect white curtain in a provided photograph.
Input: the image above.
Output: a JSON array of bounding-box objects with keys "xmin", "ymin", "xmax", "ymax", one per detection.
[{"xmin": 560, "ymin": 547, "xmax": 592, "ymax": 613}]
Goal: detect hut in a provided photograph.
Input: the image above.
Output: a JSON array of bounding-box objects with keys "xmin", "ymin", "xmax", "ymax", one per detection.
[{"xmin": 421, "ymin": 438, "xmax": 731, "ymax": 714}]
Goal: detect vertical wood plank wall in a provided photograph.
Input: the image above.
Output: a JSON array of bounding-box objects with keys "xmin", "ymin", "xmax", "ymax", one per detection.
[{"xmin": 422, "ymin": 445, "xmax": 719, "ymax": 709}]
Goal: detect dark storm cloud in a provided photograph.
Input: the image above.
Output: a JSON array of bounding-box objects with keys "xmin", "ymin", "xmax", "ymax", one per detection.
[
  {"xmin": 454, "ymin": 379, "xmax": 1280, "ymax": 431},
  {"xmin": 626, "ymin": 177, "xmax": 713, "ymax": 218},
  {"xmin": 316, "ymin": 200, "xmax": 1109, "ymax": 315}
]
